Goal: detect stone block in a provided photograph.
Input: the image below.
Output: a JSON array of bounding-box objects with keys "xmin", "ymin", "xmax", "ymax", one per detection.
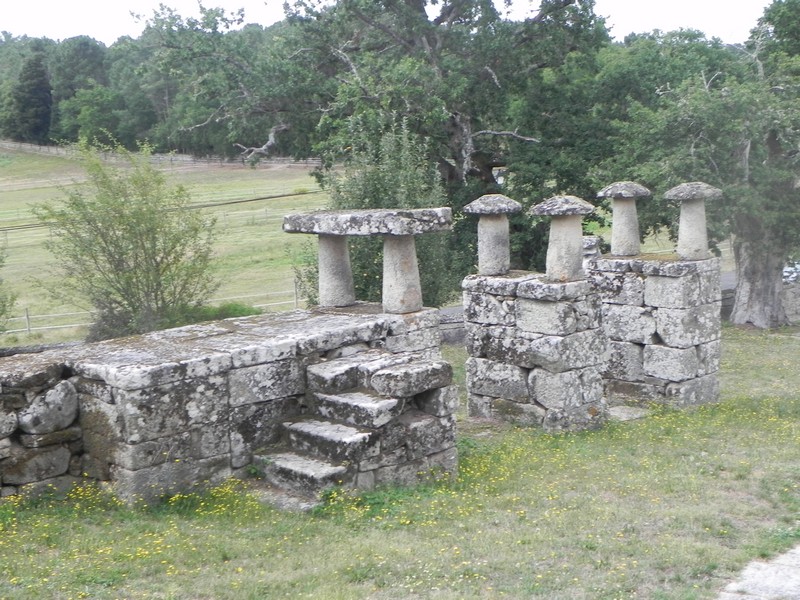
[
  {"xmin": 0, "ymin": 408, "xmax": 16, "ymax": 440},
  {"xmin": 604, "ymin": 379, "xmax": 666, "ymax": 405},
  {"xmin": 491, "ymin": 397, "xmax": 546, "ymax": 426},
  {"xmin": 17, "ymin": 380, "xmax": 78, "ymax": 435},
  {"xmin": 71, "ymin": 376, "xmax": 114, "ymax": 404},
  {"xmin": 602, "ymin": 304, "xmax": 657, "ymax": 344},
  {"xmin": 574, "ymin": 296, "xmax": 602, "ymax": 331},
  {"xmin": 532, "ymin": 367, "xmax": 604, "ymax": 410},
  {"xmin": 643, "ymin": 345, "xmax": 699, "ymax": 381},
  {"xmin": 639, "ymin": 257, "xmax": 720, "ymax": 277},
  {"xmin": 110, "ymin": 455, "xmax": 232, "ymax": 504},
  {"xmin": 589, "ymin": 271, "xmax": 645, "ymax": 305},
  {"xmin": 462, "ymin": 272, "xmax": 537, "ymax": 296},
  {"xmin": 486, "ymin": 329, "xmax": 607, "ymax": 373},
  {"xmin": 283, "ymin": 207, "xmax": 452, "ymax": 236},
  {"xmin": 370, "ymin": 360, "xmax": 452, "ymax": 397},
  {"xmin": 373, "ymin": 457, "xmax": 428, "ymax": 487},
  {"xmin": 697, "ymin": 340, "xmax": 721, "ymax": 375},
  {"xmin": 229, "ymin": 397, "xmax": 299, "ymax": 468},
  {"xmin": 114, "ymin": 375, "xmax": 229, "ymax": 444},
  {"xmin": 644, "ymin": 273, "xmax": 703, "ymax": 308},
  {"xmin": 426, "ymin": 446, "xmax": 458, "ymax": 475},
  {"xmin": 463, "ymin": 322, "xmax": 490, "ymax": 358},
  {"xmin": 516, "ymin": 277, "xmax": 591, "ymax": 301},
  {"xmin": 382, "ymin": 410, "xmax": 455, "ymax": 461},
  {"xmin": 605, "ymin": 341, "xmax": 645, "ymax": 382},
  {"xmin": 467, "ymin": 394, "xmax": 493, "ymax": 418},
  {"xmin": 19, "ymin": 425, "xmax": 82, "ymax": 449},
  {"xmin": 516, "ymin": 299, "xmax": 578, "ymax": 336},
  {"xmin": 384, "ymin": 327, "xmax": 440, "ymax": 353},
  {"xmin": 463, "ymin": 291, "xmax": 516, "ymax": 326},
  {"xmin": 0, "ymin": 437, "xmax": 12, "ymax": 459},
  {"xmin": 383, "ymin": 309, "xmax": 440, "ymax": 335},
  {"xmin": 79, "ymin": 394, "xmax": 125, "ymax": 460},
  {"xmin": 465, "ymin": 357, "xmax": 529, "ymax": 402},
  {"xmin": 228, "ymin": 359, "xmax": 304, "ymax": 407},
  {"xmin": 415, "ymin": 385, "xmax": 459, "ymax": 417},
  {"xmin": 665, "ymin": 374, "xmax": 719, "ymax": 407},
  {"xmin": 2, "ymin": 444, "xmax": 71, "ymax": 485},
  {"xmin": 543, "ymin": 402, "xmax": 606, "ymax": 433},
  {"xmin": 655, "ymin": 303, "xmax": 721, "ymax": 349}
]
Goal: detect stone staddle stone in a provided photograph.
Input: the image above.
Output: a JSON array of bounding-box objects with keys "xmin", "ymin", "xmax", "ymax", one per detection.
[
  {"xmin": 531, "ymin": 195, "xmax": 594, "ymax": 282},
  {"xmin": 597, "ymin": 181, "xmax": 651, "ymax": 256},
  {"xmin": 464, "ymin": 194, "xmax": 522, "ymax": 276},
  {"xmin": 665, "ymin": 182, "xmax": 721, "ymax": 260},
  {"xmin": 318, "ymin": 235, "xmax": 355, "ymax": 307}
]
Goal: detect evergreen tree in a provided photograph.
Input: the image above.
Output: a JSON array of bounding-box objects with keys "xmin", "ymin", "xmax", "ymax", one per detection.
[{"xmin": 6, "ymin": 51, "xmax": 51, "ymax": 143}]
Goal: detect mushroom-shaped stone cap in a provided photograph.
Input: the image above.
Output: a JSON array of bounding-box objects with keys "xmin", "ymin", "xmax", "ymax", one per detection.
[
  {"xmin": 463, "ymin": 194, "xmax": 522, "ymax": 215},
  {"xmin": 664, "ymin": 181, "xmax": 723, "ymax": 201},
  {"xmin": 597, "ymin": 181, "xmax": 652, "ymax": 200},
  {"xmin": 530, "ymin": 195, "xmax": 594, "ymax": 216}
]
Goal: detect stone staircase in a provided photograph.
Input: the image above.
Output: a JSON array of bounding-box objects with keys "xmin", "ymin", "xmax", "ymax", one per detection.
[{"xmin": 253, "ymin": 350, "xmax": 456, "ymax": 504}]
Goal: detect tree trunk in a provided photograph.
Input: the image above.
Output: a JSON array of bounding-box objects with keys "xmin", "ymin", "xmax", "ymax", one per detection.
[{"xmin": 730, "ymin": 234, "xmax": 788, "ymax": 328}]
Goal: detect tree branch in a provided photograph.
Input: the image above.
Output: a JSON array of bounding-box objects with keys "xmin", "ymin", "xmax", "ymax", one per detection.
[{"xmin": 472, "ymin": 129, "xmax": 541, "ymax": 143}]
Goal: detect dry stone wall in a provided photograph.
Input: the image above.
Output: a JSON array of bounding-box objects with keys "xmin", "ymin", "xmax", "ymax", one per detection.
[{"xmin": 0, "ymin": 305, "xmax": 457, "ymax": 503}]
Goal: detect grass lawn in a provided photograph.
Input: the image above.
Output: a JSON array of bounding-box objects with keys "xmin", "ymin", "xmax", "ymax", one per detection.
[
  {"xmin": 0, "ymin": 148, "xmax": 326, "ymax": 345},
  {"xmin": 1, "ymin": 325, "xmax": 799, "ymax": 599}
]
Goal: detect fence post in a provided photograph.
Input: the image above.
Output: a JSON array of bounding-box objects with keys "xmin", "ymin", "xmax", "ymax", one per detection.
[
  {"xmin": 24, "ymin": 308, "xmax": 31, "ymax": 335},
  {"xmin": 294, "ymin": 278, "xmax": 299, "ymax": 309}
]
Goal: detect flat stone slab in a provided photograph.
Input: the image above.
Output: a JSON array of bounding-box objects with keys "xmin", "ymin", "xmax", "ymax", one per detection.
[
  {"xmin": 718, "ymin": 545, "xmax": 800, "ymax": 599},
  {"xmin": 283, "ymin": 208, "xmax": 452, "ymax": 236}
]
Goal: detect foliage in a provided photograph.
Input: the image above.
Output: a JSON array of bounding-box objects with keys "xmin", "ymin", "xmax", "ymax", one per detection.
[
  {"xmin": 4, "ymin": 49, "xmax": 51, "ymax": 143},
  {"xmin": 33, "ymin": 142, "xmax": 219, "ymax": 340},
  {"xmin": 317, "ymin": 118, "xmax": 457, "ymax": 307}
]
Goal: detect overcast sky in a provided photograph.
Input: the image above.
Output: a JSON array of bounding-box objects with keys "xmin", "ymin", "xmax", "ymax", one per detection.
[{"xmin": 2, "ymin": 0, "xmax": 773, "ymax": 46}]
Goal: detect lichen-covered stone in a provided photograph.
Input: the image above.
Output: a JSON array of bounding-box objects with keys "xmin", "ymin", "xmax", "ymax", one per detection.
[
  {"xmin": 229, "ymin": 397, "xmax": 299, "ymax": 469},
  {"xmin": 531, "ymin": 195, "xmax": 594, "ymax": 216},
  {"xmin": 464, "ymin": 194, "xmax": 522, "ymax": 215},
  {"xmin": 490, "ymin": 397, "xmax": 546, "ymax": 426},
  {"xmin": 19, "ymin": 425, "xmax": 82, "ymax": 449},
  {"xmin": 462, "ymin": 272, "xmax": 537, "ymax": 296},
  {"xmin": 370, "ymin": 360, "xmax": 452, "ymax": 397},
  {"xmin": 0, "ymin": 408, "xmax": 16, "ymax": 440},
  {"xmin": 655, "ymin": 303, "xmax": 721, "ymax": 349},
  {"xmin": 643, "ymin": 345, "xmax": 699, "ymax": 381},
  {"xmin": 589, "ymin": 271, "xmax": 645, "ymax": 306},
  {"xmin": 516, "ymin": 299, "xmax": 578, "ymax": 336},
  {"xmin": 605, "ymin": 341, "xmax": 645, "ymax": 382},
  {"xmin": 465, "ymin": 357, "xmax": 529, "ymax": 402},
  {"xmin": 2, "ymin": 444, "xmax": 71, "ymax": 485},
  {"xmin": 602, "ymin": 304, "xmax": 657, "ymax": 344},
  {"xmin": 17, "ymin": 380, "xmax": 78, "ymax": 435},
  {"xmin": 228, "ymin": 359, "xmax": 304, "ymax": 407},
  {"xmin": 665, "ymin": 374, "xmax": 719, "ymax": 407},
  {"xmin": 463, "ymin": 291, "xmax": 516, "ymax": 326},
  {"xmin": 415, "ymin": 385, "xmax": 459, "ymax": 417},
  {"xmin": 697, "ymin": 340, "xmax": 722, "ymax": 376},
  {"xmin": 283, "ymin": 207, "xmax": 452, "ymax": 236},
  {"xmin": 516, "ymin": 277, "xmax": 592, "ymax": 301},
  {"xmin": 384, "ymin": 327, "xmax": 440, "ymax": 353},
  {"xmin": 532, "ymin": 367, "xmax": 603, "ymax": 410},
  {"xmin": 597, "ymin": 181, "xmax": 651, "ymax": 199}
]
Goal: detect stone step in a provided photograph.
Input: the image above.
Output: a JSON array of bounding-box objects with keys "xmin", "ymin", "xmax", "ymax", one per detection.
[
  {"xmin": 314, "ymin": 390, "xmax": 403, "ymax": 429},
  {"xmin": 254, "ymin": 450, "xmax": 351, "ymax": 500},
  {"xmin": 284, "ymin": 418, "xmax": 379, "ymax": 463},
  {"xmin": 306, "ymin": 350, "xmax": 412, "ymax": 394}
]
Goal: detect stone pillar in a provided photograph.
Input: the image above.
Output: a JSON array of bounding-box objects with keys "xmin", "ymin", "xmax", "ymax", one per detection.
[
  {"xmin": 597, "ymin": 181, "xmax": 651, "ymax": 256},
  {"xmin": 463, "ymin": 194, "xmax": 522, "ymax": 275},
  {"xmin": 666, "ymin": 182, "xmax": 721, "ymax": 261},
  {"xmin": 283, "ymin": 208, "xmax": 452, "ymax": 313},
  {"xmin": 382, "ymin": 235, "xmax": 423, "ymax": 314},
  {"xmin": 317, "ymin": 235, "xmax": 355, "ymax": 307},
  {"xmin": 531, "ymin": 195, "xmax": 594, "ymax": 282}
]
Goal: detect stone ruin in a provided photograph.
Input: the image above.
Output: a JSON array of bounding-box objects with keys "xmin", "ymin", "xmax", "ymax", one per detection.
[
  {"xmin": 0, "ymin": 182, "xmax": 723, "ymax": 503},
  {"xmin": 0, "ymin": 208, "xmax": 458, "ymax": 504},
  {"xmin": 463, "ymin": 181, "xmax": 722, "ymax": 431}
]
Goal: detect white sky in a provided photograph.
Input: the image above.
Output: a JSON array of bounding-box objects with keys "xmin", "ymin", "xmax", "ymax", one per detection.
[{"xmin": 1, "ymin": 0, "xmax": 773, "ymax": 46}]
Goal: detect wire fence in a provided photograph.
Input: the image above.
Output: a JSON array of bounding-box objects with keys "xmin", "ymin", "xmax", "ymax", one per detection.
[{"xmin": 2, "ymin": 288, "xmax": 307, "ymax": 336}]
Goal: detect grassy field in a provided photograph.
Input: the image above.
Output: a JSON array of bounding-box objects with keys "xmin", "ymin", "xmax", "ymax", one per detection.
[
  {"xmin": 1, "ymin": 326, "xmax": 800, "ymax": 599},
  {"xmin": 0, "ymin": 148, "xmax": 327, "ymax": 344}
]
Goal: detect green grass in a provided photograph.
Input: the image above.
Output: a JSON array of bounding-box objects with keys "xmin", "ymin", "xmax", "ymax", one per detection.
[
  {"xmin": 2, "ymin": 327, "xmax": 800, "ymax": 599},
  {"xmin": 0, "ymin": 149, "xmax": 326, "ymax": 344}
]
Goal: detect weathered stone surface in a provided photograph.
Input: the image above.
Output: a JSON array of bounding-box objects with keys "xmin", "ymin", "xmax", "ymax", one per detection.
[
  {"xmin": 696, "ymin": 339, "xmax": 721, "ymax": 375},
  {"xmin": 228, "ymin": 359, "xmax": 304, "ymax": 407},
  {"xmin": 370, "ymin": 360, "xmax": 452, "ymax": 397},
  {"xmin": 605, "ymin": 379, "xmax": 666, "ymax": 405},
  {"xmin": 462, "ymin": 272, "xmax": 537, "ymax": 297},
  {"xmin": 531, "ymin": 195, "xmax": 594, "ymax": 216},
  {"xmin": 229, "ymin": 397, "xmax": 299, "ymax": 469},
  {"xmin": 463, "ymin": 291, "xmax": 516, "ymax": 326},
  {"xmin": 80, "ymin": 454, "xmax": 111, "ymax": 480},
  {"xmin": 602, "ymin": 304, "xmax": 657, "ymax": 344},
  {"xmin": 114, "ymin": 375, "xmax": 229, "ymax": 444},
  {"xmin": 516, "ymin": 277, "xmax": 591, "ymax": 301},
  {"xmin": 467, "ymin": 393, "xmax": 493, "ymax": 418},
  {"xmin": 475, "ymin": 214, "xmax": 512, "ymax": 275},
  {"xmin": 486, "ymin": 329, "xmax": 607, "ymax": 373},
  {"xmin": 643, "ymin": 345, "xmax": 699, "ymax": 381},
  {"xmin": 665, "ymin": 373, "xmax": 719, "ymax": 406},
  {"xmin": 589, "ymin": 271, "xmax": 645, "ymax": 306},
  {"xmin": 464, "ymin": 194, "xmax": 522, "ymax": 215},
  {"xmin": 285, "ymin": 419, "xmax": 379, "ymax": 462},
  {"xmin": 315, "ymin": 391, "xmax": 402, "ymax": 429},
  {"xmin": 110, "ymin": 455, "xmax": 232, "ymax": 504},
  {"xmin": 383, "ymin": 309, "xmax": 440, "ymax": 336},
  {"xmin": 283, "ymin": 207, "xmax": 452, "ymax": 236},
  {"xmin": 544, "ymin": 214, "xmax": 587, "ymax": 282},
  {"xmin": 516, "ymin": 299, "xmax": 578, "ymax": 336},
  {"xmin": 415, "ymin": 385, "xmax": 459, "ymax": 417},
  {"xmin": 2, "ymin": 445, "xmax": 71, "ymax": 485},
  {"xmin": 79, "ymin": 394, "xmax": 125, "ymax": 462},
  {"xmin": 382, "ymin": 410, "xmax": 455, "ymax": 461},
  {"xmin": 465, "ymin": 357, "xmax": 529, "ymax": 402},
  {"xmin": 0, "ymin": 437, "xmax": 12, "ymax": 459},
  {"xmin": 0, "ymin": 407, "xmax": 16, "ymax": 440},
  {"xmin": 491, "ymin": 397, "xmax": 546, "ymax": 426},
  {"xmin": 384, "ymin": 327, "xmax": 440, "ymax": 353},
  {"xmin": 19, "ymin": 425, "xmax": 82, "ymax": 449},
  {"xmin": 382, "ymin": 235, "xmax": 423, "ymax": 314},
  {"xmin": 644, "ymin": 273, "xmax": 714, "ymax": 308},
  {"xmin": 318, "ymin": 234, "xmax": 356, "ymax": 307},
  {"xmin": 542, "ymin": 402, "xmax": 606, "ymax": 432},
  {"xmin": 605, "ymin": 341, "xmax": 645, "ymax": 382},
  {"xmin": 259, "ymin": 451, "xmax": 350, "ymax": 498},
  {"xmin": 664, "ymin": 181, "xmax": 723, "ymax": 202},
  {"xmin": 532, "ymin": 367, "xmax": 604, "ymax": 410},
  {"xmin": 638, "ymin": 257, "xmax": 720, "ymax": 277},
  {"xmin": 18, "ymin": 380, "xmax": 78, "ymax": 435},
  {"xmin": 597, "ymin": 181, "xmax": 651, "ymax": 200},
  {"xmin": 655, "ymin": 303, "xmax": 721, "ymax": 349},
  {"xmin": 0, "ymin": 354, "xmax": 64, "ymax": 389},
  {"xmin": 71, "ymin": 376, "xmax": 114, "ymax": 404}
]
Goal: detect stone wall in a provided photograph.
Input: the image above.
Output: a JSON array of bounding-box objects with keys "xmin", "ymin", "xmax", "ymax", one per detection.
[
  {"xmin": 0, "ymin": 305, "xmax": 457, "ymax": 503},
  {"xmin": 589, "ymin": 257, "xmax": 721, "ymax": 407}
]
